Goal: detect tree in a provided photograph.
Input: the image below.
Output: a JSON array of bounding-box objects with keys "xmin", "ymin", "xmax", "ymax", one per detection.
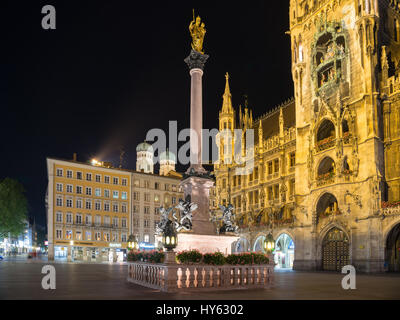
[{"xmin": 0, "ymin": 178, "xmax": 28, "ymax": 239}]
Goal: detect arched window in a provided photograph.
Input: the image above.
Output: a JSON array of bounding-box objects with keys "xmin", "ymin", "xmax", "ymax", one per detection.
[
  {"xmin": 316, "ymin": 193, "xmax": 340, "ymax": 220},
  {"xmin": 316, "ymin": 120, "xmax": 335, "ymax": 151}
]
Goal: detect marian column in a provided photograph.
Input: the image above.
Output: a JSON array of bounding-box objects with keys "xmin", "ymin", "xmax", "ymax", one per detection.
[{"xmin": 180, "ymin": 14, "xmax": 216, "ymax": 235}]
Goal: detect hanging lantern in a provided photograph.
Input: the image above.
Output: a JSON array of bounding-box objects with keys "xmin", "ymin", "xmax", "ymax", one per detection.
[{"xmin": 263, "ymin": 233, "xmax": 275, "ymax": 253}]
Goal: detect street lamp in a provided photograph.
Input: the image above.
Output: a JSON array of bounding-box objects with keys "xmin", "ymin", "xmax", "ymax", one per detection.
[
  {"xmin": 263, "ymin": 233, "xmax": 275, "ymax": 266},
  {"xmin": 162, "ymin": 221, "xmax": 178, "ymax": 264}
]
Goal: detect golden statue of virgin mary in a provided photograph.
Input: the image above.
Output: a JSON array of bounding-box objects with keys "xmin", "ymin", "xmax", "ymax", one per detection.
[{"xmin": 189, "ymin": 10, "xmax": 206, "ymax": 54}]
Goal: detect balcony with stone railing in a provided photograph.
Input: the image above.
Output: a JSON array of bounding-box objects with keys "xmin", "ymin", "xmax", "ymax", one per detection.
[
  {"xmin": 316, "ymin": 172, "xmax": 336, "ymax": 187},
  {"xmin": 316, "ymin": 136, "xmax": 335, "ymax": 152},
  {"xmin": 127, "ymin": 262, "xmax": 274, "ymax": 292},
  {"xmin": 284, "ymin": 127, "xmax": 296, "ymax": 143}
]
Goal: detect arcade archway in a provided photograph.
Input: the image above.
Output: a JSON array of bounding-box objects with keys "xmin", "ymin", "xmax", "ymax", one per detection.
[
  {"xmin": 386, "ymin": 223, "xmax": 400, "ymax": 272},
  {"xmin": 275, "ymin": 233, "xmax": 295, "ymax": 269},
  {"xmin": 253, "ymin": 236, "xmax": 266, "ymax": 253}
]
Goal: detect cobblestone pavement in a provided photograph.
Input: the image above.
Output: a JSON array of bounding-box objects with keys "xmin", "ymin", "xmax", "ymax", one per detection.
[{"xmin": 0, "ymin": 260, "xmax": 399, "ymax": 300}]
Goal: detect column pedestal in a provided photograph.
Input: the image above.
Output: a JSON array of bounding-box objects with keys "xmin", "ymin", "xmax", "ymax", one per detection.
[{"xmin": 165, "ymin": 251, "xmax": 176, "ymax": 264}]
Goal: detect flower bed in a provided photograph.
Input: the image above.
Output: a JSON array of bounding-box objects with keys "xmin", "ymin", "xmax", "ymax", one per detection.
[
  {"xmin": 176, "ymin": 250, "xmax": 269, "ymax": 266},
  {"xmin": 127, "ymin": 250, "xmax": 164, "ymax": 263}
]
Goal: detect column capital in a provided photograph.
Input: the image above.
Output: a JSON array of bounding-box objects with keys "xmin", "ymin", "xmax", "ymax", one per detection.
[{"xmin": 184, "ymin": 50, "xmax": 209, "ymax": 71}]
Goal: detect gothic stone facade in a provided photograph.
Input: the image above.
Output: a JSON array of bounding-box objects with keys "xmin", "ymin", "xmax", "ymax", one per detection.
[{"xmin": 214, "ymin": 0, "xmax": 400, "ymax": 272}]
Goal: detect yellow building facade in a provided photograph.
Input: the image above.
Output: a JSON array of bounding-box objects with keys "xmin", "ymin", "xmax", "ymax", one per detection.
[
  {"xmin": 214, "ymin": 0, "xmax": 400, "ymax": 272},
  {"xmin": 46, "ymin": 158, "xmax": 131, "ymax": 262}
]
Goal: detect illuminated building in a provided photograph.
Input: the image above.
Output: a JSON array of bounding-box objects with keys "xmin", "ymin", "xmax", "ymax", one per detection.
[{"xmin": 214, "ymin": 0, "xmax": 400, "ymax": 272}]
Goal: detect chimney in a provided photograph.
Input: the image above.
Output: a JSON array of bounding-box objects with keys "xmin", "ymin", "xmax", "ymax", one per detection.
[{"xmin": 73, "ymin": 153, "xmax": 77, "ymax": 161}]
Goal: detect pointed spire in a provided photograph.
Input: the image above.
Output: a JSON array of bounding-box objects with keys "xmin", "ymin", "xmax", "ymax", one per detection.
[{"xmin": 222, "ymin": 72, "xmax": 233, "ymax": 113}]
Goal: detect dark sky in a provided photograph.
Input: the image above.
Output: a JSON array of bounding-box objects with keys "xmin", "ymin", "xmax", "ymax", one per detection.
[{"xmin": 0, "ymin": 1, "xmax": 293, "ymax": 228}]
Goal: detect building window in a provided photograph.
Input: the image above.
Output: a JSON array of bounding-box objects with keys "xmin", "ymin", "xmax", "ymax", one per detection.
[
  {"xmin": 86, "ymin": 187, "xmax": 92, "ymax": 196},
  {"xmin": 95, "ymin": 188, "xmax": 101, "ymax": 197},
  {"xmin": 95, "ymin": 215, "xmax": 101, "ymax": 226},
  {"xmin": 121, "ymin": 234, "xmax": 127, "ymax": 242},
  {"xmin": 144, "ymin": 193, "xmax": 150, "ymax": 202},
  {"xmin": 113, "ymin": 177, "xmax": 119, "ymax": 185},
  {"xmin": 274, "ymin": 159, "xmax": 279, "ymax": 173},
  {"xmin": 104, "ymin": 189, "xmax": 110, "ymax": 198},
  {"xmin": 76, "ymin": 214, "xmax": 82, "ymax": 225},
  {"xmin": 144, "ymin": 181, "xmax": 149, "ymax": 188},
  {"xmin": 85, "ymin": 231, "xmax": 92, "ymax": 241},
  {"xmin": 76, "ymin": 172, "xmax": 82, "ymax": 180},
  {"xmin": 113, "ymin": 217, "xmax": 118, "ymax": 227},
  {"xmin": 103, "ymin": 233, "xmax": 110, "ymax": 242},
  {"xmin": 66, "ymin": 198, "xmax": 73, "ymax": 208},
  {"xmin": 95, "ymin": 232, "xmax": 101, "ymax": 241},
  {"xmin": 134, "ymin": 180, "xmax": 140, "ymax": 187},
  {"xmin": 95, "ymin": 201, "xmax": 101, "ymax": 211},
  {"xmin": 144, "ymin": 206, "xmax": 150, "ymax": 214},
  {"xmin": 67, "ymin": 170, "xmax": 73, "ymax": 179},
  {"xmin": 75, "ymin": 231, "xmax": 82, "ymax": 240},
  {"xmin": 76, "ymin": 186, "xmax": 82, "ymax": 194},
  {"xmin": 274, "ymin": 185, "xmax": 279, "ymax": 200},
  {"xmin": 154, "ymin": 207, "xmax": 159, "ymax": 215},
  {"xmin": 121, "ymin": 218, "xmax": 127, "ymax": 228},
  {"xmin": 56, "ymin": 183, "xmax": 63, "ymax": 193},
  {"xmin": 112, "ymin": 232, "xmax": 118, "ymax": 242},
  {"xmin": 66, "ymin": 185, "xmax": 73, "ymax": 193},
  {"xmin": 66, "ymin": 212, "xmax": 72, "ymax": 224},
  {"xmin": 76, "ymin": 198, "xmax": 82, "ymax": 209},
  {"xmin": 85, "ymin": 200, "xmax": 92, "ymax": 210},
  {"xmin": 56, "ymin": 229, "xmax": 62, "ymax": 239},
  {"xmin": 104, "ymin": 202, "xmax": 110, "ymax": 211},
  {"xmin": 95, "ymin": 174, "xmax": 101, "ymax": 183},
  {"xmin": 268, "ymin": 162, "xmax": 273, "ymax": 175},
  {"xmin": 133, "ymin": 205, "xmax": 139, "ymax": 213},
  {"xmin": 144, "ymin": 220, "xmax": 149, "ymax": 227},
  {"xmin": 290, "ymin": 152, "xmax": 296, "ymax": 167},
  {"xmin": 56, "ymin": 212, "xmax": 63, "ymax": 223},
  {"xmin": 144, "ymin": 234, "xmax": 150, "ymax": 243},
  {"xmin": 113, "ymin": 203, "xmax": 119, "ymax": 212},
  {"xmin": 121, "ymin": 203, "xmax": 127, "ymax": 213},
  {"xmin": 86, "ymin": 173, "xmax": 92, "ymax": 181},
  {"xmin": 66, "ymin": 230, "xmax": 72, "ymax": 240},
  {"xmin": 56, "ymin": 196, "xmax": 63, "ymax": 207},
  {"xmin": 268, "ymin": 186, "xmax": 273, "ymax": 201},
  {"xmin": 122, "ymin": 178, "xmax": 127, "ymax": 186},
  {"xmin": 113, "ymin": 191, "xmax": 119, "ymax": 199},
  {"xmin": 155, "ymin": 182, "xmax": 160, "ymax": 190},
  {"xmin": 121, "ymin": 192, "xmax": 127, "ymax": 200},
  {"xmin": 56, "ymin": 169, "xmax": 63, "ymax": 177},
  {"xmin": 85, "ymin": 214, "xmax": 92, "ymax": 225},
  {"xmin": 134, "ymin": 192, "xmax": 140, "ymax": 201},
  {"xmin": 154, "ymin": 194, "xmax": 160, "ymax": 203},
  {"xmin": 104, "ymin": 176, "xmax": 110, "ymax": 184}
]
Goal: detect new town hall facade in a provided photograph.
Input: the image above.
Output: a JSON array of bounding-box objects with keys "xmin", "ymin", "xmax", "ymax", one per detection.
[{"xmin": 214, "ymin": 0, "xmax": 400, "ymax": 272}]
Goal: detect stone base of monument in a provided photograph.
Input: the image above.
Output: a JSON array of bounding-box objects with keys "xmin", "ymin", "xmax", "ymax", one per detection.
[{"xmin": 175, "ymin": 232, "xmax": 239, "ymax": 255}]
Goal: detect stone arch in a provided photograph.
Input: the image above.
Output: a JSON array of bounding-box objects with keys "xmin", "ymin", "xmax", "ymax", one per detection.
[
  {"xmin": 235, "ymin": 237, "xmax": 251, "ymax": 253},
  {"xmin": 316, "ymin": 222, "xmax": 352, "ymax": 270},
  {"xmin": 275, "ymin": 233, "xmax": 295, "ymax": 269},
  {"xmin": 317, "ymin": 156, "xmax": 336, "ymax": 176},
  {"xmin": 316, "ymin": 192, "xmax": 340, "ymax": 222},
  {"xmin": 253, "ymin": 235, "xmax": 266, "ymax": 253},
  {"xmin": 383, "ymin": 220, "xmax": 400, "ymax": 272}
]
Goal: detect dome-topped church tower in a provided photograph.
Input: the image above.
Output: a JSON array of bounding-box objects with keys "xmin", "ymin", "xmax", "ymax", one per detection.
[
  {"xmin": 136, "ymin": 142, "xmax": 154, "ymax": 174},
  {"xmin": 159, "ymin": 149, "xmax": 176, "ymax": 176}
]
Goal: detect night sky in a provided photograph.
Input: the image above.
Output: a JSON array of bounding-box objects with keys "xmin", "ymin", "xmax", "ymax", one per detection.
[{"xmin": 0, "ymin": 1, "xmax": 293, "ymax": 229}]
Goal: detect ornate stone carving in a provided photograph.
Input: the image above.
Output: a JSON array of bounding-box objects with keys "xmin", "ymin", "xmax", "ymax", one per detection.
[{"xmin": 184, "ymin": 50, "xmax": 209, "ymax": 71}]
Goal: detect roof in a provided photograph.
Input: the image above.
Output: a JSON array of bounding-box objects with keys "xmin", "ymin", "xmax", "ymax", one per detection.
[
  {"xmin": 136, "ymin": 142, "xmax": 153, "ymax": 152},
  {"xmin": 160, "ymin": 150, "xmax": 176, "ymax": 162}
]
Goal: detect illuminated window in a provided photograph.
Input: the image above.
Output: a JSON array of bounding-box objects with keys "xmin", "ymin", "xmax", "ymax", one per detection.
[
  {"xmin": 85, "ymin": 231, "xmax": 92, "ymax": 241},
  {"xmin": 144, "ymin": 234, "xmax": 150, "ymax": 243},
  {"xmin": 154, "ymin": 194, "xmax": 160, "ymax": 203},
  {"xmin": 76, "ymin": 231, "xmax": 82, "ymax": 240},
  {"xmin": 95, "ymin": 188, "xmax": 101, "ymax": 197},
  {"xmin": 121, "ymin": 192, "xmax": 127, "ymax": 200},
  {"xmin": 113, "ymin": 191, "xmax": 119, "ymax": 199},
  {"xmin": 66, "ymin": 230, "xmax": 72, "ymax": 240},
  {"xmin": 112, "ymin": 233, "xmax": 118, "ymax": 242},
  {"xmin": 103, "ymin": 233, "xmax": 110, "ymax": 242},
  {"xmin": 95, "ymin": 232, "xmax": 101, "ymax": 241}
]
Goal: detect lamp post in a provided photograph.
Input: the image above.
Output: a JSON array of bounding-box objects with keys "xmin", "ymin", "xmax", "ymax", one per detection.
[
  {"xmin": 162, "ymin": 221, "xmax": 178, "ymax": 264},
  {"xmin": 263, "ymin": 233, "xmax": 275, "ymax": 266}
]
